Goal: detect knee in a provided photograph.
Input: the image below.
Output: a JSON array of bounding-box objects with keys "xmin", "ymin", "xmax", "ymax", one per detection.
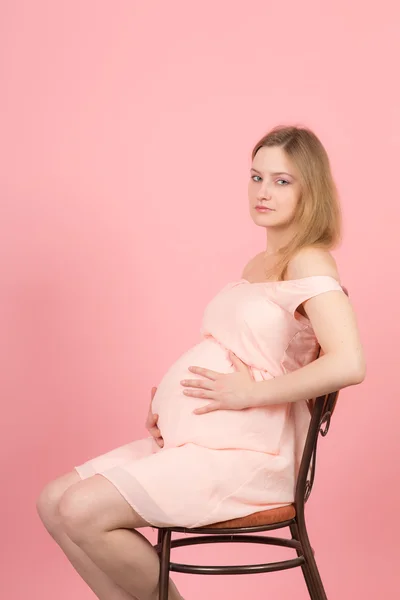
[
  {"xmin": 58, "ymin": 485, "xmax": 98, "ymax": 545},
  {"xmin": 36, "ymin": 480, "xmax": 63, "ymax": 536}
]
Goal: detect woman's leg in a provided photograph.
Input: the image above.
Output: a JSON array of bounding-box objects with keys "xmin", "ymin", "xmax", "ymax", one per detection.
[
  {"xmin": 37, "ymin": 471, "xmax": 137, "ymax": 600},
  {"xmin": 36, "ymin": 471, "xmax": 183, "ymax": 600},
  {"xmin": 57, "ymin": 474, "xmax": 183, "ymax": 600}
]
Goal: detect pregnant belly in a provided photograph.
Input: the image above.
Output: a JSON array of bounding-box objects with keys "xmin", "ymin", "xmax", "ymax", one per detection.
[{"xmin": 151, "ymin": 337, "xmax": 288, "ymax": 454}]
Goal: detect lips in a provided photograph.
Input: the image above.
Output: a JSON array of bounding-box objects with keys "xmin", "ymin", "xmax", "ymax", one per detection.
[{"xmin": 255, "ymin": 205, "xmax": 274, "ymax": 210}]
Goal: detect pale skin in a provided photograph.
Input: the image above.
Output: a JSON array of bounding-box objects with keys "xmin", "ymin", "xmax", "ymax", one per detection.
[
  {"xmin": 180, "ymin": 146, "xmax": 366, "ymax": 409},
  {"xmin": 36, "ymin": 145, "xmax": 366, "ymax": 600},
  {"xmin": 36, "ymin": 387, "xmax": 183, "ymax": 600}
]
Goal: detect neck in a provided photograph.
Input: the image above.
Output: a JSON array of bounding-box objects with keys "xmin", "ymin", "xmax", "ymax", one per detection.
[{"xmin": 264, "ymin": 225, "xmax": 296, "ymax": 255}]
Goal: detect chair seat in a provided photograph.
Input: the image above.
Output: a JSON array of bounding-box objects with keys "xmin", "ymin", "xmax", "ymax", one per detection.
[{"xmin": 200, "ymin": 504, "xmax": 296, "ymax": 529}]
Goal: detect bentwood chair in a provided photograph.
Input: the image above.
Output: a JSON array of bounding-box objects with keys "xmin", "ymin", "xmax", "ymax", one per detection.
[{"xmin": 154, "ymin": 387, "xmax": 341, "ymax": 600}]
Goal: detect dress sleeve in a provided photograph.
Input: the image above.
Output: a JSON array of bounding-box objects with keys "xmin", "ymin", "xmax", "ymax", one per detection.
[{"xmin": 282, "ymin": 275, "xmax": 345, "ymax": 317}]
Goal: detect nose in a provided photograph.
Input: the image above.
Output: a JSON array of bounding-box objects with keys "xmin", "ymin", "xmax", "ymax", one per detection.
[{"xmin": 256, "ymin": 182, "xmax": 272, "ymax": 202}]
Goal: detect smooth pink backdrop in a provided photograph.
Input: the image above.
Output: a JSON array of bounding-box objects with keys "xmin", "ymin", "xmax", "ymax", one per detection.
[{"xmin": 1, "ymin": 1, "xmax": 399, "ymax": 598}]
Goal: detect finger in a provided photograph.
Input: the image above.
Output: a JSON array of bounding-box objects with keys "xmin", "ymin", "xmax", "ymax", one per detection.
[
  {"xmin": 180, "ymin": 378, "xmax": 214, "ymax": 391},
  {"xmin": 156, "ymin": 437, "xmax": 164, "ymax": 448},
  {"xmin": 183, "ymin": 388, "xmax": 217, "ymax": 399},
  {"xmin": 151, "ymin": 386, "xmax": 157, "ymax": 400},
  {"xmin": 229, "ymin": 351, "xmax": 250, "ymax": 373},
  {"xmin": 149, "ymin": 426, "xmax": 162, "ymax": 437},
  {"xmin": 187, "ymin": 366, "xmax": 220, "ymax": 380},
  {"xmin": 146, "ymin": 413, "xmax": 157, "ymax": 428},
  {"xmin": 193, "ymin": 402, "xmax": 220, "ymax": 415}
]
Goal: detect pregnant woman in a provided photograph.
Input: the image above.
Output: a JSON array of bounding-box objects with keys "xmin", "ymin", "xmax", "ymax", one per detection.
[{"xmin": 37, "ymin": 125, "xmax": 366, "ymax": 600}]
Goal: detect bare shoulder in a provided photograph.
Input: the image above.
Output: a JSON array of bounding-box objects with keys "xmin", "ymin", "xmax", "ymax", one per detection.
[{"xmin": 285, "ymin": 246, "xmax": 341, "ymax": 283}]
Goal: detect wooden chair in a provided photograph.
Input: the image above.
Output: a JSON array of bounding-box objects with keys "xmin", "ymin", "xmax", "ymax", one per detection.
[{"xmin": 154, "ymin": 387, "xmax": 341, "ymax": 600}]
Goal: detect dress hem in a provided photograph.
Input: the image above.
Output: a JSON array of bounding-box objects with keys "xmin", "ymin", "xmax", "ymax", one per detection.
[{"xmin": 74, "ymin": 465, "xmax": 169, "ymax": 528}]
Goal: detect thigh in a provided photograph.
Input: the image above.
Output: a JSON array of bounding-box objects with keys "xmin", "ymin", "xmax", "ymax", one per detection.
[{"xmin": 58, "ymin": 474, "xmax": 150, "ymax": 538}]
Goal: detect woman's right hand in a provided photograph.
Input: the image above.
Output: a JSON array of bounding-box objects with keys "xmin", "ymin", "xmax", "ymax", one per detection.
[{"xmin": 146, "ymin": 386, "xmax": 164, "ymax": 448}]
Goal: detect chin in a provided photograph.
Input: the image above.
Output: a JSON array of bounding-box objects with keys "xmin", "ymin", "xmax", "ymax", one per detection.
[
  {"xmin": 252, "ymin": 212, "xmax": 275, "ymax": 222},
  {"xmin": 251, "ymin": 218, "xmax": 271, "ymax": 228}
]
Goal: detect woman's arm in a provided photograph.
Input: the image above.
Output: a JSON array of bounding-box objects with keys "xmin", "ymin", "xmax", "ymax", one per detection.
[
  {"xmin": 181, "ymin": 247, "xmax": 366, "ymax": 413},
  {"xmin": 250, "ymin": 247, "xmax": 366, "ymax": 408}
]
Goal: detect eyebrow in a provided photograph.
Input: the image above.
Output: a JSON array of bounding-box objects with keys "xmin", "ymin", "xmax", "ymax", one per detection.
[{"xmin": 250, "ymin": 168, "xmax": 295, "ymax": 178}]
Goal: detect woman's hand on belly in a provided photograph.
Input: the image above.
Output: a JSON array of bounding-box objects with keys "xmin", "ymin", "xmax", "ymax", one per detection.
[
  {"xmin": 145, "ymin": 386, "xmax": 164, "ymax": 448},
  {"xmin": 180, "ymin": 351, "xmax": 257, "ymax": 414}
]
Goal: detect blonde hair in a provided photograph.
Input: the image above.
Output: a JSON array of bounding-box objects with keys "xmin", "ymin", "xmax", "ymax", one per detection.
[{"xmin": 251, "ymin": 125, "xmax": 342, "ymax": 280}]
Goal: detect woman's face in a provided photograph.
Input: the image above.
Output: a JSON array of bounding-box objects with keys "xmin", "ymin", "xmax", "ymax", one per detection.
[{"xmin": 248, "ymin": 145, "xmax": 302, "ymax": 228}]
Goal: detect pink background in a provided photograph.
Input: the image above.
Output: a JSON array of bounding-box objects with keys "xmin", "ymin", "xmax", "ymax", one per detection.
[{"xmin": 1, "ymin": 1, "xmax": 399, "ymax": 598}]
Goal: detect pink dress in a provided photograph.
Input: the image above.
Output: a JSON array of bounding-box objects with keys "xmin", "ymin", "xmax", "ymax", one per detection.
[{"xmin": 75, "ymin": 275, "xmax": 343, "ymax": 528}]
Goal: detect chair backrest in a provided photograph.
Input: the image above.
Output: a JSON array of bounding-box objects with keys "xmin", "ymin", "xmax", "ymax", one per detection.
[
  {"xmin": 295, "ymin": 388, "xmax": 340, "ymax": 510},
  {"xmin": 294, "ymin": 283, "xmax": 348, "ymax": 510}
]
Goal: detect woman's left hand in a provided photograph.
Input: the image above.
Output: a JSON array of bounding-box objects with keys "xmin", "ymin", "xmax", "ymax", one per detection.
[{"xmin": 180, "ymin": 352, "xmax": 256, "ymax": 414}]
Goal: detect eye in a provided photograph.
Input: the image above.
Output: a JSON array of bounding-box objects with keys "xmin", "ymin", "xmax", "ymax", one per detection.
[
  {"xmin": 276, "ymin": 179, "xmax": 290, "ymax": 185},
  {"xmin": 251, "ymin": 175, "xmax": 261, "ymax": 182}
]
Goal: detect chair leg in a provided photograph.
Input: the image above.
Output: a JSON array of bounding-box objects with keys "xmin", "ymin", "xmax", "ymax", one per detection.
[
  {"xmin": 293, "ymin": 518, "xmax": 328, "ymax": 600},
  {"xmin": 290, "ymin": 522, "xmax": 320, "ymax": 599},
  {"xmin": 158, "ymin": 529, "xmax": 172, "ymax": 600}
]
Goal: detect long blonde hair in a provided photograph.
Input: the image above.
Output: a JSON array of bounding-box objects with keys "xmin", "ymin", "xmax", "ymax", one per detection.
[{"xmin": 251, "ymin": 125, "xmax": 342, "ymax": 280}]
